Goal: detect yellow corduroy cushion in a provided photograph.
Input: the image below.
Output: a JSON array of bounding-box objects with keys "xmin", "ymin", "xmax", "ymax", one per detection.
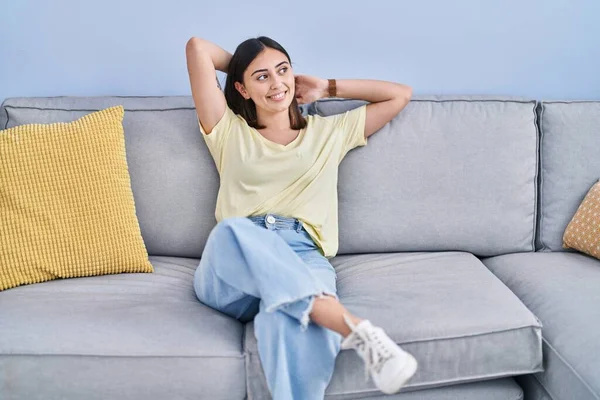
[
  {"xmin": 0, "ymin": 106, "xmax": 153, "ymax": 291},
  {"xmin": 563, "ymin": 179, "xmax": 600, "ymax": 260}
]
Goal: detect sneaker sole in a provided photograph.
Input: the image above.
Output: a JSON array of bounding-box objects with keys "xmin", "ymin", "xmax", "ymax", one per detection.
[{"xmin": 380, "ymin": 354, "xmax": 418, "ymax": 395}]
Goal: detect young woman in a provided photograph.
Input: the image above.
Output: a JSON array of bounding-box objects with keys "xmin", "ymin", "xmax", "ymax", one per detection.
[{"xmin": 186, "ymin": 36, "xmax": 416, "ymax": 399}]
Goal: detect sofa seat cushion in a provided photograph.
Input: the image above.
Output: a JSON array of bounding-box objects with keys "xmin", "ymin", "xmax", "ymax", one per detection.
[
  {"xmin": 482, "ymin": 252, "xmax": 600, "ymax": 400},
  {"xmin": 245, "ymin": 251, "xmax": 542, "ymax": 398},
  {"xmin": 0, "ymin": 256, "xmax": 245, "ymax": 400}
]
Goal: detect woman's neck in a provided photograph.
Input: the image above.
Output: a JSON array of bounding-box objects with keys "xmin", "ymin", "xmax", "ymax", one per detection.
[{"xmin": 256, "ymin": 108, "xmax": 291, "ymax": 131}]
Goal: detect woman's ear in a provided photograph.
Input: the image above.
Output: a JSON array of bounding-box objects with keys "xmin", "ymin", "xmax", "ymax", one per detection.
[{"xmin": 234, "ymin": 82, "xmax": 249, "ymax": 99}]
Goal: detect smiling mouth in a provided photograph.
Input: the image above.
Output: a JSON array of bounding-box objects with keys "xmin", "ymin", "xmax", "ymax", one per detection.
[{"xmin": 267, "ymin": 91, "xmax": 287, "ymax": 100}]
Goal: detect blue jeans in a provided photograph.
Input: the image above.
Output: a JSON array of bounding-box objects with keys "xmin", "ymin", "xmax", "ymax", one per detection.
[{"xmin": 193, "ymin": 214, "xmax": 342, "ymax": 400}]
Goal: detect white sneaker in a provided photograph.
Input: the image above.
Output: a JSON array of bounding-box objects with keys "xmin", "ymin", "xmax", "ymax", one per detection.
[{"xmin": 341, "ymin": 314, "xmax": 418, "ymax": 395}]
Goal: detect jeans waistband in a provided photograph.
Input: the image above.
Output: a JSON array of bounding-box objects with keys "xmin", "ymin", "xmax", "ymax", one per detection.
[{"xmin": 247, "ymin": 214, "xmax": 304, "ymax": 232}]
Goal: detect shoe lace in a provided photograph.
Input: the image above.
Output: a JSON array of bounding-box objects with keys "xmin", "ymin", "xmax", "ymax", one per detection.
[{"xmin": 351, "ymin": 328, "xmax": 393, "ymax": 381}]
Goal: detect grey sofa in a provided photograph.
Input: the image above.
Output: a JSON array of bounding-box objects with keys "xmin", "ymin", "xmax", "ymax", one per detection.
[{"xmin": 0, "ymin": 95, "xmax": 598, "ymax": 400}]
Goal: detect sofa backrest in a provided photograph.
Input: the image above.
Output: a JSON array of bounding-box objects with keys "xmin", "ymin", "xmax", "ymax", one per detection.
[
  {"xmin": 1, "ymin": 96, "xmax": 217, "ymax": 258},
  {"xmin": 536, "ymin": 101, "xmax": 600, "ymax": 252},
  {"xmin": 315, "ymin": 96, "xmax": 538, "ymax": 257},
  {"xmin": 1, "ymin": 95, "xmax": 538, "ymax": 258}
]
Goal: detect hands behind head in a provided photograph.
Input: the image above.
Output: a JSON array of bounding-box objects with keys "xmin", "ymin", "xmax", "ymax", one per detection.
[{"xmin": 294, "ymin": 75, "xmax": 327, "ymax": 104}]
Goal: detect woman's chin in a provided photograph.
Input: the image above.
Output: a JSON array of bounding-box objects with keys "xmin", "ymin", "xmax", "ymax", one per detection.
[{"xmin": 264, "ymin": 101, "xmax": 291, "ymax": 112}]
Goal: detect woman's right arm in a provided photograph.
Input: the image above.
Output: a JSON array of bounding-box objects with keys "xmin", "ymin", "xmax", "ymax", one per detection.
[{"xmin": 185, "ymin": 37, "xmax": 232, "ymax": 135}]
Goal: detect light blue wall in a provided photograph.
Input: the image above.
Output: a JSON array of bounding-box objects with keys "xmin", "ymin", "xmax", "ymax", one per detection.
[{"xmin": 1, "ymin": 0, "xmax": 599, "ymax": 102}]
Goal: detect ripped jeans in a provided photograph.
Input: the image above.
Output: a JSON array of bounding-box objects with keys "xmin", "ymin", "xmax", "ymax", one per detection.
[{"xmin": 193, "ymin": 214, "xmax": 342, "ymax": 400}]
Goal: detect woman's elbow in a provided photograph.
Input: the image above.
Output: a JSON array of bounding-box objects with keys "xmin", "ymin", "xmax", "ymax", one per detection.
[
  {"xmin": 401, "ymin": 84, "xmax": 413, "ymax": 101},
  {"xmin": 392, "ymin": 84, "xmax": 412, "ymax": 105}
]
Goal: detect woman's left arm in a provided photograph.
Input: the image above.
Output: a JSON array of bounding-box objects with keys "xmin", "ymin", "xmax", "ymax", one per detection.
[
  {"xmin": 320, "ymin": 79, "xmax": 412, "ymax": 139},
  {"xmin": 295, "ymin": 75, "xmax": 412, "ymax": 139}
]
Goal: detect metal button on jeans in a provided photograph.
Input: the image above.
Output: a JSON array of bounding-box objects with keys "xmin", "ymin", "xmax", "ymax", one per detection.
[{"xmin": 266, "ymin": 215, "xmax": 276, "ymax": 224}]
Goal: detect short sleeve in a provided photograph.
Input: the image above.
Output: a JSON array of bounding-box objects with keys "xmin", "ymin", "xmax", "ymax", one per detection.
[
  {"xmin": 198, "ymin": 106, "xmax": 237, "ymax": 172},
  {"xmin": 329, "ymin": 105, "xmax": 367, "ymax": 162}
]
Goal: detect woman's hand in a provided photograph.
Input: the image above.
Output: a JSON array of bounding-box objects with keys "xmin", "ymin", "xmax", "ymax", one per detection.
[{"xmin": 294, "ymin": 75, "xmax": 328, "ymax": 104}]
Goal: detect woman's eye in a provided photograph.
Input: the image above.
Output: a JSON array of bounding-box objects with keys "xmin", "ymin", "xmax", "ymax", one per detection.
[{"xmin": 258, "ymin": 67, "xmax": 287, "ymax": 81}]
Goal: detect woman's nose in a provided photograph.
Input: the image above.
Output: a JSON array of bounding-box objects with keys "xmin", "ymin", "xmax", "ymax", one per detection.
[{"xmin": 271, "ymin": 75, "xmax": 284, "ymax": 88}]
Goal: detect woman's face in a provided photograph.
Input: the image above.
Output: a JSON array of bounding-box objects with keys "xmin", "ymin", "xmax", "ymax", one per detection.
[{"xmin": 236, "ymin": 47, "xmax": 295, "ymax": 114}]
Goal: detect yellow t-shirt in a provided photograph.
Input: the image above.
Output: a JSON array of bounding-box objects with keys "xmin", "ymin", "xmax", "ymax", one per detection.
[{"xmin": 198, "ymin": 104, "xmax": 367, "ymax": 258}]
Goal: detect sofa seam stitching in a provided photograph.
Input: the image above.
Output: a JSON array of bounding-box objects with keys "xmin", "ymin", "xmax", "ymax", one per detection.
[
  {"xmin": 532, "ymin": 373, "xmax": 560, "ymax": 400},
  {"xmin": 329, "ymin": 370, "xmax": 541, "ymax": 397},
  {"xmin": 245, "ymin": 324, "xmax": 541, "ymax": 351},
  {"xmin": 531, "ymin": 101, "xmax": 540, "ymax": 252},
  {"xmin": 2, "ymin": 105, "xmax": 196, "ymax": 112},
  {"xmin": 538, "ymin": 102, "xmax": 547, "ymax": 251},
  {"xmin": 541, "ymin": 336, "xmax": 600, "ymax": 399},
  {"xmin": 0, "ymin": 354, "xmax": 245, "ymax": 359},
  {"xmin": 541, "ymin": 100, "xmax": 600, "ymax": 104},
  {"xmin": 317, "ymin": 98, "xmax": 536, "ymax": 104},
  {"xmin": 4, "ymin": 95, "xmax": 186, "ymax": 99}
]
